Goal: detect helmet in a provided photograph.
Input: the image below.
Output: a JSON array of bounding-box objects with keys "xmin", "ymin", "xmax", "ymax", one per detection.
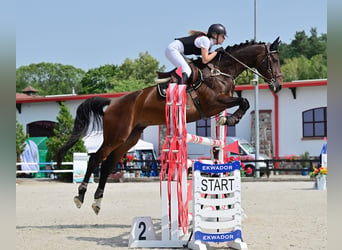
[{"xmin": 207, "ymin": 24, "xmax": 227, "ymax": 38}]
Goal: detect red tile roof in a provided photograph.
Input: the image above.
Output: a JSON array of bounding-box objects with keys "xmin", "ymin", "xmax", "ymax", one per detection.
[
  {"xmin": 22, "ymin": 86, "xmax": 38, "ymax": 93},
  {"xmin": 16, "ymin": 79, "xmax": 327, "ymax": 104}
]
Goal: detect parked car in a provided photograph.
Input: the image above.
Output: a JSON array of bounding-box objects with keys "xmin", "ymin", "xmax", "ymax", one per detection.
[{"xmin": 227, "ymin": 137, "xmax": 273, "ymax": 177}]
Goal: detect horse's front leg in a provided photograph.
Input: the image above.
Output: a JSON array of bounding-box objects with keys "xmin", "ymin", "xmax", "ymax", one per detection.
[{"xmin": 217, "ymin": 97, "xmax": 250, "ymax": 126}]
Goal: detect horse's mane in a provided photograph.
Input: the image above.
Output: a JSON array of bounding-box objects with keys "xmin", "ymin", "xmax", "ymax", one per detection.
[
  {"xmin": 192, "ymin": 40, "xmax": 266, "ymax": 69},
  {"xmin": 225, "ymin": 40, "xmax": 265, "ymax": 52}
]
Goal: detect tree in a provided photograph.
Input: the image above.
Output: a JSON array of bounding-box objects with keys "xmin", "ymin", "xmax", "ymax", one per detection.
[
  {"xmin": 279, "ymin": 28, "xmax": 326, "ymax": 63},
  {"xmin": 278, "ymin": 28, "xmax": 327, "ymax": 81},
  {"xmin": 134, "ymin": 52, "xmax": 164, "ymax": 84},
  {"xmin": 110, "ymin": 52, "xmax": 165, "ymax": 92},
  {"xmin": 79, "ymin": 64, "xmax": 118, "ymax": 94},
  {"xmin": 235, "ymin": 70, "xmax": 255, "ymax": 85},
  {"xmin": 16, "ymin": 119, "xmax": 29, "ymax": 162},
  {"xmin": 79, "ymin": 52, "xmax": 165, "ymax": 94},
  {"xmin": 281, "ymin": 54, "xmax": 327, "ymax": 82},
  {"xmin": 290, "ymin": 31, "xmax": 311, "ymax": 58},
  {"xmin": 16, "ymin": 62, "xmax": 85, "ymax": 95},
  {"xmin": 46, "ymin": 102, "xmax": 87, "ymax": 181},
  {"xmin": 281, "ymin": 57, "xmax": 300, "ymax": 82},
  {"xmin": 307, "ymin": 28, "xmax": 326, "ymax": 59},
  {"xmin": 308, "ymin": 54, "xmax": 327, "ymax": 79}
]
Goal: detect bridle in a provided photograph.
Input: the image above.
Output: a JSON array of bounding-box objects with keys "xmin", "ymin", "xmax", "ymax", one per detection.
[
  {"xmin": 254, "ymin": 44, "xmax": 283, "ymax": 85},
  {"xmin": 214, "ymin": 43, "xmax": 282, "ymax": 87}
]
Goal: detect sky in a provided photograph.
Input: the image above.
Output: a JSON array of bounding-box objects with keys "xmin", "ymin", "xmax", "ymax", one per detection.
[{"xmin": 16, "ymin": 0, "xmax": 327, "ymax": 72}]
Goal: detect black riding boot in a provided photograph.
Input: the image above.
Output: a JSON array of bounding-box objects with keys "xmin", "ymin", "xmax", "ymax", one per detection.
[{"xmin": 181, "ymin": 72, "xmax": 188, "ymax": 85}]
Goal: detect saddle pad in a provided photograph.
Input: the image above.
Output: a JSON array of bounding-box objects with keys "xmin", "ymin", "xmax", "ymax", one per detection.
[{"xmin": 157, "ymin": 82, "xmax": 170, "ymax": 98}]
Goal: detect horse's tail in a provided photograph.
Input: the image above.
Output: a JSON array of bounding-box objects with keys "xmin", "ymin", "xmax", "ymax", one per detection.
[{"xmin": 56, "ymin": 96, "xmax": 111, "ymax": 168}]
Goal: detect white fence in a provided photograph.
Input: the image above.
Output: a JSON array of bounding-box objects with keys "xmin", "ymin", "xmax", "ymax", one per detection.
[{"xmin": 16, "ymin": 152, "xmax": 92, "ymax": 183}]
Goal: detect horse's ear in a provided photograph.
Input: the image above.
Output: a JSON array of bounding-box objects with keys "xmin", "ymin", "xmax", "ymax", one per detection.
[{"xmin": 270, "ymin": 37, "xmax": 280, "ymax": 51}]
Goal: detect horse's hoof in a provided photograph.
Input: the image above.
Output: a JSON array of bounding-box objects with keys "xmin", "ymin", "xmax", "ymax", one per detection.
[
  {"xmin": 92, "ymin": 203, "xmax": 100, "ymax": 215},
  {"xmin": 216, "ymin": 116, "xmax": 227, "ymax": 126},
  {"xmin": 227, "ymin": 116, "xmax": 240, "ymax": 126},
  {"xmin": 74, "ymin": 196, "xmax": 83, "ymax": 209}
]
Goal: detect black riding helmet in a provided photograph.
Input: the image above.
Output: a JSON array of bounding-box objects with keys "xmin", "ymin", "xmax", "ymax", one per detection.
[{"xmin": 207, "ymin": 24, "xmax": 227, "ymax": 38}]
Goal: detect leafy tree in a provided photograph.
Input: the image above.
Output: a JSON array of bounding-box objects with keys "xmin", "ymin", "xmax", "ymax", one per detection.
[
  {"xmin": 79, "ymin": 64, "xmax": 118, "ymax": 94},
  {"xmin": 308, "ymin": 54, "xmax": 327, "ymax": 79},
  {"xmin": 110, "ymin": 78, "xmax": 144, "ymax": 93},
  {"xmin": 279, "ymin": 28, "xmax": 326, "ymax": 63},
  {"xmin": 278, "ymin": 28, "xmax": 326, "ymax": 81},
  {"xmin": 281, "ymin": 57, "xmax": 300, "ymax": 82},
  {"xmin": 281, "ymin": 55, "xmax": 327, "ymax": 82},
  {"xmin": 79, "ymin": 52, "xmax": 165, "ymax": 94},
  {"xmin": 110, "ymin": 52, "xmax": 165, "ymax": 92},
  {"xmin": 16, "ymin": 62, "xmax": 85, "ymax": 95},
  {"xmin": 235, "ymin": 70, "xmax": 255, "ymax": 85},
  {"xmin": 307, "ymin": 28, "xmax": 326, "ymax": 60},
  {"xmin": 134, "ymin": 52, "xmax": 164, "ymax": 84},
  {"xmin": 16, "ymin": 119, "xmax": 29, "ymax": 162},
  {"xmin": 46, "ymin": 102, "xmax": 86, "ymax": 181},
  {"xmin": 289, "ymin": 31, "xmax": 311, "ymax": 58}
]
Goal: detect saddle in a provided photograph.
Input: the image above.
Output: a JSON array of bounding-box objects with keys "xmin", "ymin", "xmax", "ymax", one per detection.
[{"xmin": 155, "ymin": 62, "xmax": 203, "ymax": 98}]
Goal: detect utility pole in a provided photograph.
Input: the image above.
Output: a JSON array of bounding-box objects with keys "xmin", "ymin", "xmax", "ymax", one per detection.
[{"xmin": 253, "ymin": 0, "xmax": 260, "ymax": 178}]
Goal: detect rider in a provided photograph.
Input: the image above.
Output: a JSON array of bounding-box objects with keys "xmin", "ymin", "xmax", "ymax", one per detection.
[{"xmin": 165, "ymin": 23, "xmax": 227, "ymax": 84}]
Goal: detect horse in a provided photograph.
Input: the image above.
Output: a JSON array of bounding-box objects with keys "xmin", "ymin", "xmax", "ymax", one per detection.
[{"xmin": 57, "ymin": 37, "xmax": 283, "ymax": 214}]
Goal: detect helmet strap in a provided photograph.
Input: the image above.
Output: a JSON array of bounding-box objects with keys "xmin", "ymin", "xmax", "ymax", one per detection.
[{"xmin": 214, "ymin": 34, "xmax": 219, "ymax": 45}]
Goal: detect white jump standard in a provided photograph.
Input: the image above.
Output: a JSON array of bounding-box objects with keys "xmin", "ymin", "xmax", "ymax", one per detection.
[{"xmin": 192, "ymin": 161, "xmax": 247, "ymax": 249}]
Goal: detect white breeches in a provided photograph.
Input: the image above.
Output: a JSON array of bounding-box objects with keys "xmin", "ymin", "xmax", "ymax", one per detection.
[{"xmin": 165, "ymin": 40, "xmax": 192, "ymax": 78}]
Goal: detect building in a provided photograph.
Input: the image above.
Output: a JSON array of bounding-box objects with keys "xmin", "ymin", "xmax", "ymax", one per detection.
[{"xmin": 16, "ymin": 79, "xmax": 327, "ymax": 159}]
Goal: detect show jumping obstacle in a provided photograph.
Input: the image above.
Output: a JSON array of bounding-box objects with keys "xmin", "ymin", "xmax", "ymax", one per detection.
[
  {"xmin": 56, "ymin": 38, "xmax": 282, "ymax": 216},
  {"xmin": 128, "ymin": 83, "xmax": 247, "ymax": 250}
]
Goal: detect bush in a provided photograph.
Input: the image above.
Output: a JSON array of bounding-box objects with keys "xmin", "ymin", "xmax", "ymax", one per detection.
[
  {"xmin": 16, "ymin": 119, "xmax": 28, "ymax": 162},
  {"xmin": 46, "ymin": 102, "xmax": 86, "ymax": 181}
]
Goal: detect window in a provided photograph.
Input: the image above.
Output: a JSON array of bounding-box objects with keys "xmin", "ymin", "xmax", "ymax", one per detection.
[
  {"xmin": 224, "ymin": 113, "xmax": 236, "ymax": 137},
  {"xmin": 195, "ymin": 115, "xmax": 236, "ymax": 137},
  {"xmin": 227, "ymin": 123, "xmax": 236, "ymax": 137},
  {"xmin": 196, "ymin": 119, "xmax": 211, "ymax": 137},
  {"xmin": 302, "ymin": 107, "xmax": 327, "ymax": 138}
]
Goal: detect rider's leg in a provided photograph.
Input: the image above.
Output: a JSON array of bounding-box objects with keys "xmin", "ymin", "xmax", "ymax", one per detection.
[{"xmin": 165, "ymin": 41, "xmax": 191, "ymax": 84}]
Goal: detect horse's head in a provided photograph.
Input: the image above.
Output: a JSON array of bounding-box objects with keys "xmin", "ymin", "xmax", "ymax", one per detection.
[{"xmin": 256, "ymin": 37, "xmax": 283, "ymax": 93}]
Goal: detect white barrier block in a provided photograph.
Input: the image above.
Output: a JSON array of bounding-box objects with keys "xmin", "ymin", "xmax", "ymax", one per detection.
[
  {"xmin": 73, "ymin": 152, "xmax": 93, "ymax": 183},
  {"xmin": 128, "ymin": 216, "xmax": 157, "ymax": 246}
]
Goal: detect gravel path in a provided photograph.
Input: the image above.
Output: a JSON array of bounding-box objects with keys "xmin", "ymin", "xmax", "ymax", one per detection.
[{"xmin": 16, "ymin": 178, "xmax": 327, "ymax": 249}]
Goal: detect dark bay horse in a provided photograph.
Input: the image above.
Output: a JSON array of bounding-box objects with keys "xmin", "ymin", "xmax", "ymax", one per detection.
[{"xmin": 57, "ymin": 38, "xmax": 283, "ymax": 214}]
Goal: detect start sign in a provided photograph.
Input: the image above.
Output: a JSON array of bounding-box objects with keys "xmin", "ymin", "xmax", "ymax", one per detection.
[
  {"xmin": 201, "ymin": 177, "xmax": 235, "ymax": 194},
  {"xmin": 194, "ymin": 161, "xmax": 241, "ymax": 195}
]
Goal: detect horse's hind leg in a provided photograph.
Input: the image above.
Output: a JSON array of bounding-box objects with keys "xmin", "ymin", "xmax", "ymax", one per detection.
[
  {"xmin": 91, "ymin": 152, "xmax": 116, "ymax": 214},
  {"xmin": 74, "ymin": 154, "xmax": 101, "ymax": 208},
  {"xmin": 91, "ymin": 127, "xmax": 145, "ymax": 215}
]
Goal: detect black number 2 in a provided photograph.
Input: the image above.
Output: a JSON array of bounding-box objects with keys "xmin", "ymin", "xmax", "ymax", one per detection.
[{"xmin": 138, "ymin": 221, "xmax": 146, "ymax": 240}]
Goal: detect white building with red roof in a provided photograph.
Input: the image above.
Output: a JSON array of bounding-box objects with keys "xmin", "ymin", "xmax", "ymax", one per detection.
[{"xmin": 16, "ymin": 80, "xmax": 327, "ymax": 158}]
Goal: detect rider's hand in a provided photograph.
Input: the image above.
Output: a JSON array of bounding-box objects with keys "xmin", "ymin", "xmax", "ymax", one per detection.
[{"xmin": 215, "ymin": 47, "xmax": 225, "ymax": 53}]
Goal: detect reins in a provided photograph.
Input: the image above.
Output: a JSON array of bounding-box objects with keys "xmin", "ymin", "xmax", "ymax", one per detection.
[{"xmin": 217, "ymin": 44, "xmax": 281, "ymax": 85}]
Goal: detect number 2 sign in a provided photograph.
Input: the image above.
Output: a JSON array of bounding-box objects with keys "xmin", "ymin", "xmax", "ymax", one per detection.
[{"xmin": 128, "ymin": 216, "xmax": 157, "ymax": 245}]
